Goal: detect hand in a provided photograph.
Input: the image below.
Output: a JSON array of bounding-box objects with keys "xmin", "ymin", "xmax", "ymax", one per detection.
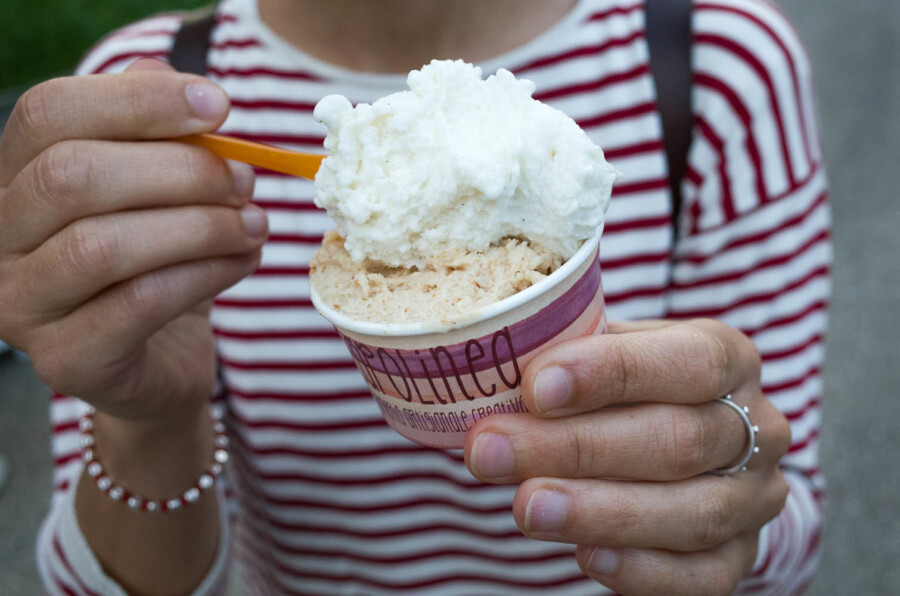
[
  {"xmin": 0, "ymin": 59, "xmax": 267, "ymax": 423},
  {"xmin": 464, "ymin": 319, "xmax": 791, "ymax": 596}
]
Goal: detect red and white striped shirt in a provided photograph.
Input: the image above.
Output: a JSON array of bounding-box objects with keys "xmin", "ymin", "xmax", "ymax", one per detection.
[{"xmin": 38, "ymin": 0, "xmax": 830, "ymax": 593}]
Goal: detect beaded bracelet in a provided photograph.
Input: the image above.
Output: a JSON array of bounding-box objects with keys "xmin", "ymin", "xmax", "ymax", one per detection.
[{"xmin": 79, "ymin": 406, "xmax": 229, "ymax": 513}]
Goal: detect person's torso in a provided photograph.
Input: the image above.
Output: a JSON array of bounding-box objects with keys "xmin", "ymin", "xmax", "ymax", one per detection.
[{"xmin": 203, "ymin": 0, "xmax": 671, "ymax": 592}]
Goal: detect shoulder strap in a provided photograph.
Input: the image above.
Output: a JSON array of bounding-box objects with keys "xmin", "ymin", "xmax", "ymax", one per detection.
[
  {"xmin": 645, "ymin": 0, "xmax": 694, "ymax": 230},
  {"xmin": 169, "ymin": 2, "xmax": 220, "ymax": 75}
]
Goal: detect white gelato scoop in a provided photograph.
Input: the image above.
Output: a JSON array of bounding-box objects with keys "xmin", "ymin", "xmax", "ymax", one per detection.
[{"xmin": 313, "ymin": 59, "xmax": 621, "ymax": 268}]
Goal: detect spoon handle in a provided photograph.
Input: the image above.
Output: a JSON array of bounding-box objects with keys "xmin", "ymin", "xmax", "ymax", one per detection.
[{"xmin": 178, "ymin": 133, "xmax": 325, "ymax": 180}]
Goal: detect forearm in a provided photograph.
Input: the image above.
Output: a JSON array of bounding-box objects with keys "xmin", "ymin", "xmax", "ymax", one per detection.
[{"xmin": 74, "ymin": 406, "xmax": 221, "ymax": 595}]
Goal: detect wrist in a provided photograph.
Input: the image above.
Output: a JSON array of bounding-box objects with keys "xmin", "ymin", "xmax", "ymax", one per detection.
[{"xmin": 89, "ymin": 404, "xmax": 218, "ymax": 501}]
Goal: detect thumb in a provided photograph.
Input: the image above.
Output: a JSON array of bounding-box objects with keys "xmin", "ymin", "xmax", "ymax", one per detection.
[{"xmin": 125, "ymin": 57, "xmax": 177, "ymax": 72}]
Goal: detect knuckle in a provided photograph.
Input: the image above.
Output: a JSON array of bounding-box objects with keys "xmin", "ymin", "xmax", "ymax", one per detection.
[
  {"xmin": 670, "ymin": 409, "xmax": 709, "ymax": 477},
  {"xmin": 742, "ymin": 337, "xmax": 762, "ymax": 381},
  {"xmin": 732, "ymin": 326, "xmax": 763, "ymax": 385},
  {"xmin": 676, "ymin": 321, "xmax": 730, "ymax": 393},
  {"xmin": 602, "ymin": 337, "xmax": 634, "ymax": 401},
  {"xmin": 769, "ymin": 408, "xmax": 792, "ymax": 458},
  {"xmin": 121, "ymin": 272, "xmax": 166, "ymax": 319},
  {"xmin": 770, "ymin": 470, "xmax": 790, "ymax": 516},
  {"xmin": 564, "ymin": 424, "xmax": 599, "ymax": 477},
  {"xmin": 182, "ymin": 147, "xmax": 228, "ymax": 191},
  {"xmin": 693, "ymin": 491, "xmax": 732, "ymax": 549},
  {"xmin": 696, "ymin": 317, "xmax": 761, "ymax": 389},
  {"xmin": 115, "ymin": 75, "xmax": 150, "ymax": 122},
  {"xmin": 58, "ymin": 220, "xmax": 119, "ymax": 278},
  {"xmin": 30, "ymin": 352, "xmax": 60, "ymax": 389},
  {"xmin": 35, "ymin": 142, "xmax": 92, "ymax": 207},
  {"xmin": 15, "ymin": 79, "xmax": 64, "ymax": 143},
  {"xmin": 33, "ymin": 146, "xmax": 66, "ymax": 202},
  {"xmin": 195, "ymin": 207, "xmax": 233, "ymax": 248},
  {"xmin": 701, "ymin": 326, "xmax": 732, "ymax": 393},
  {"xmin": 182, "ymin": 147, "xmax": 209, "ymax": 189},
  {"xmin": 29, "ymin": 336, "xmax": 72, "ymax": 393}
]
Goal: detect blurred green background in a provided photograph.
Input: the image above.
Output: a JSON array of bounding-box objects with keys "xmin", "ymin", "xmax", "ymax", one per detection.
[{"xmin": 0, "ymin": 0, "xmax": 205, "ymax": 89}]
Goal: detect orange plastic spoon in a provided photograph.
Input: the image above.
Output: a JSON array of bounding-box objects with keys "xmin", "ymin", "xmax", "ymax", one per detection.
[{"xmin": 178, "ymin": 133, "xmax": 325, "ymax": 180}]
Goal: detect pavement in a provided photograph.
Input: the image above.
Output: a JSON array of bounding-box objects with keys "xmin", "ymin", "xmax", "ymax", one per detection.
[
  {"xmin": 0, "ymin": 354, "xmax": 52, "ymax": 594},
  {"xmin": 1, "ymin": 1, "xmax": 899, "ymax": 594}
]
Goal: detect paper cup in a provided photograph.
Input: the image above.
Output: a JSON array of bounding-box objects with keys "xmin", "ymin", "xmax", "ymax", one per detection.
[{"xmin": 310, "ymin": 231, "xmax": 606, "ymax": 449}]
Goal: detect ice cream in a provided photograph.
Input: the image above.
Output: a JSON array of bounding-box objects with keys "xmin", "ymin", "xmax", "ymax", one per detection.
[
  {"xmin": 310, "ymin": 59, "xmax": 619, "ymax": 323},
  {"xmin": 313, "ymin": 230, "xmax": 563, "ymax": 323}
]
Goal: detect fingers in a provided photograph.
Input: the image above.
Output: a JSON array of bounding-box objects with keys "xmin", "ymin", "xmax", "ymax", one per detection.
[
  {"xmin": 521, "ymin": 319, "xmax": 761, "ymax": 416},
  {"xmin": 0, "ymin": 70, "xmax": 229, "ymax": 184},
  {"xmin": 13, "ymin": 203, "xmax": 268, "ymax": 315},
  {"xmin": 466, "ymin": 400, "xmax": 763, "ymax": 481},
  {"xmin": 512, "ymin": 471, "xmax": 788, "ymax": 552},
  {"xmin": 1, "ymin": 139, "xmax": 255, "ymax": 253},
  {"xmin": 29, "ymin": 250, "xmax": 262, "ymax": 399},
  {"xmin": 574, "ymin": 533, "xmax": 759, "ymax": 596}
]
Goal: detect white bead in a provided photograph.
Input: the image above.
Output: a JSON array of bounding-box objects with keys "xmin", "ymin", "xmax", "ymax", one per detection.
[
  {"xmin": 214, "ymin": 422, "xmax": 225, "ymax": 434},
  {"xmin": 211, "ymin": 463, "xmax": 223, "ymax": 476},
  {"xmin": 184, "ymin": 488, "xmax": 201, "ymax": 503},
  {"xmin": 215, "ymin": 435, "xmax": 229, "ymax": 448},
  {"xmin": 145, "ymin": 501, "xmax": 159, "ymax": 513},
  {"xmin": 752, "ymin": 425, "xmax": 760, "ymax": 433},
  {"xmin": 79, "ymin": 418, "xmax": 93, "ymax": 432},
  {"xmin": 743, "ymin": 406, "xmax": 750, "ymax": 414},
  {"xmin": 82, "ymin": 449, "xmax": 94, "ymax": 462},
  {"xmin": 753, "ymin": 446, "xmax": 761, "ymax": 453},
  {"xmin": 214, "ymin": 449, "xmax": 229, "ymax": 464},
  {"xmin": 127, "ymin": 497, "xmax": 142, "ymax": 509},
  {"xmin": 87, "ymin": 462, "xmax": 102, "ymax": 477},
  {"xmin": 166, "ymin": 499, "xmax": 182, "ymax": 511},
  {"xmin": 199, "ymin": 474, "xmax": 214, "ymax": 489},
  {"xmin": 109, "ymin": 486, "xmax": 124, "ymax": 501},
  {"xmin": 80, "ymin": 434, "xmax": 95, "ymax": 448},
  {"xmin": 97, "ymin": 476, "xmax": 111, "ymax": 491}
]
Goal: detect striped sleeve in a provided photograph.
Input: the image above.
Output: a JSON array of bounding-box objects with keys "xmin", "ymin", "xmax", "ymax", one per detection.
[
  {"xmin": 670, "ymin": 1, "xmax": 829, "ymax": 593},
  {"xmin": 35, "ymin": 17, "xmax": 232, "ymax": 596}
]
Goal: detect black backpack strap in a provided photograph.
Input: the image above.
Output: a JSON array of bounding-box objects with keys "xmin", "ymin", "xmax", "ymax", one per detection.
[
  {"xmin": 169, "ymin": 2, "xmax": 220, "ymax": 75},
  {"xmin": 645, "ymin": 0, "xmax": 694, "ymax": 233}
]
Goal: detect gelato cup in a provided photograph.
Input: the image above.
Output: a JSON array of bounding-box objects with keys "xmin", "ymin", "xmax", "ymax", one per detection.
[{"xmin": 310, "ymin": 229, "xmax": 606, "ymax": 449}]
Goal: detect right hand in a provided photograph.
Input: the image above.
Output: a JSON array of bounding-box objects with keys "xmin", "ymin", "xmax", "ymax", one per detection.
[{"xmin": 0, "ymin": 59, "xmax": 267, "ymax": 423}]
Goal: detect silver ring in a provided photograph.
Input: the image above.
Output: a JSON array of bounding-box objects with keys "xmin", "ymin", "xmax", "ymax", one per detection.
[{"xmin": 710, "ymin": 394, "xmax": 759, "ymax": 475}]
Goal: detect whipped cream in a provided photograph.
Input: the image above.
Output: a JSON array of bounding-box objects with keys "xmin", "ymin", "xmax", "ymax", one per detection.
[{"xmin": 313, "ymin": 59, "xmax": 620, "ymax": 268}]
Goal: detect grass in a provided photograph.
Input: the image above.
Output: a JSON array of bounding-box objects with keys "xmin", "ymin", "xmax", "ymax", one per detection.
[{"xmin": 0, "ymin": 0, "xmax": 207, "ymax": 90}]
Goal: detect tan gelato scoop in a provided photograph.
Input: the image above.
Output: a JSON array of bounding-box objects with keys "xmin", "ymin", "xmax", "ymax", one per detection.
[{"xmin": 178, "ymin": 133, "xmax": 325, "ymax": 180}]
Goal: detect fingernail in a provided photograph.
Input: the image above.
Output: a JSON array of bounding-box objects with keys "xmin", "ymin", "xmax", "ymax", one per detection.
[
  {"xmin": 533, "ymin": 367, "xmax": 571, "ymax": 413},
  {"xmin": 471, "ymin": 433, "xmax": 514, "ymax": 479},
  {"xmin": 185, "ymin": 82, "xmax": 229, "ymax": 120},
  {"xmin": 240, "ymin": 206, "xmax": 268, "ymax": 237},
  {"xmin": 586, "ymin": 548, "xmax": 620, "ymax": 576},
  {"xmin": 228, "ymin": 160, "xmax": 256, "ymax": 197},
  {"xmin": 526, "ymin": 489, "xmax": 568, "ymax": 532}
]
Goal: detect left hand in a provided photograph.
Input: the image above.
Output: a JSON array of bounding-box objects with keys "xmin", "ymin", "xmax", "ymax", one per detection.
[{"xmin": 464, "ymin": 319, "xmax": 792, "ymax": 596}]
